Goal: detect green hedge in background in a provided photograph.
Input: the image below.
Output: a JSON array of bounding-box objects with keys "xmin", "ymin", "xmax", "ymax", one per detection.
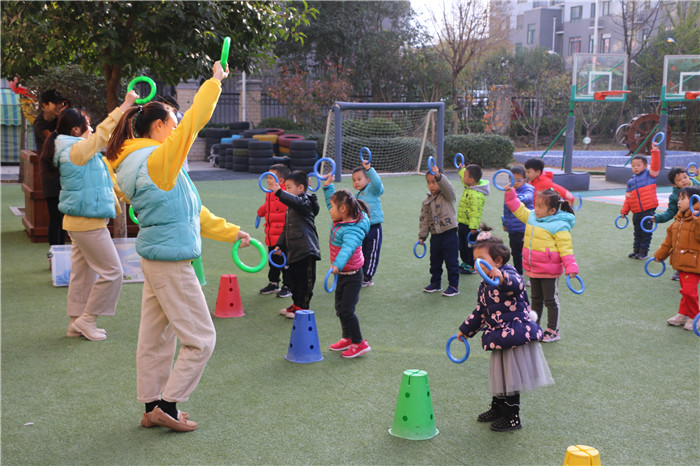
[{"xmin": 444, "ymin": 134, "xmax": 515, "ymax": 168}]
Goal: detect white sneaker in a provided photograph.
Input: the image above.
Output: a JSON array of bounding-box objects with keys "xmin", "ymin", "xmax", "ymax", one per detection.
[
  {"xmin": 683, "ymin": 318, "xmax": 695, "ymax": 331},
  {"xmin": 667, "ymin": 313, "xmax": 688, "ymax": 326}
]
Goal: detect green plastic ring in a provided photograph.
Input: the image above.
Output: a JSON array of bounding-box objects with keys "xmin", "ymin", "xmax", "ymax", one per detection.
[
  {"xmin": 231, "ymin": 237, "xmax": 266, "ymax": 273},
  {"xmin": 221, "ymin": 37, "xmax": 231, "ymax": 70},
  {"xmin": 127, "ymin": 76, "xmax": 157, "ymax": 105},
  {"xmin": 128, "ymin": 205, "xmax": 138, "ymax": 225}
]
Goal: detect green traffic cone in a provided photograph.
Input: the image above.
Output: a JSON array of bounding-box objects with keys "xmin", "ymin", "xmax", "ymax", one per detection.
[{"xmin": 389, "ymin": 369, "xmax": 439, "ymax": 440}]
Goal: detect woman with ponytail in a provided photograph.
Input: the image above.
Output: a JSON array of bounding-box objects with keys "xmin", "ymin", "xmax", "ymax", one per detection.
[
  {"xmin": 41, "ymin": 91, "xmax": 138, "ymax": 342},
  {"xmin": 105, "ymin": 61, "xmax": 250, "ymax": 432}
]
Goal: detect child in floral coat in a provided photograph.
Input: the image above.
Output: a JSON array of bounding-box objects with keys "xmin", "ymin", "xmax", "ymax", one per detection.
[{"xmin": 457, "ymin": 229, "xmax": 554, "ymax": 432}]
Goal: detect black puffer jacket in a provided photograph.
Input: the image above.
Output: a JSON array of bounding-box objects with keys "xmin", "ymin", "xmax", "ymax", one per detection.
[{"xmin": 275, "ymin": 190, "xmax": 321, "ymax": 264}]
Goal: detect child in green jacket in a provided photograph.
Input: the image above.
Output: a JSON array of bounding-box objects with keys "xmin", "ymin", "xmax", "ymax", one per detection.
[{"xmin": 457, "ymin": 163, "xmax": 490, "ymax": 274}]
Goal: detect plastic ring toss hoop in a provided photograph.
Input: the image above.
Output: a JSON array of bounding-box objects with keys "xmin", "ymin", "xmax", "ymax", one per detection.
[
  {"xmin": 128, "ymin": 205, "xmax": 138, "ymax": 225},
  {"xmin": 127, "ymin": 76, "xmax": 157, "ymax": 105},
  {"xmin": 687, "ymin": 162, "xmax": 699, "ymax": 177},
  {"xmin": 572, "ymin": 194, "xmax": 583, "ymax": 212},
  {"xmin": 615, "ymin": 215, "xmax": 629, "ymax": 229},
  {"xmin": 566, "ymin": 275, "xmax": 585, "ymax": 295},
  {"xmin": 693, "ymin": 314, "xmax": 700, "ymax": 337},
  {"xmin": 324, "ymin": 268, "xmax": 338, "ymax": 293},
  {"xmin": 307, "ymin": 172, "xmax": 321, "ymax": 192},
  {"xmin": 413, "ymin": 241, "xmax": 426, "ymax": 259},
  {"xmin": 220, "ymin": 36, "xmax": 231, "ymax": 70},
  {"xmin": 360, "ymin": 147, "xmax": 372, "ymax": 164},
  {"xmin": 231, "ymin": 238, "xmax": 266, "ymax": 273},
  {"xmin": 492, "ymin": 169, "xmax": 515, "ymax": 191},
  {"xmin": 475, "ymin": 258, "xmax": 499, "ymax": 286},
  {"xmin": 644, "ymin": 257, "xmax": 666, "ymax": 278},
  {"xmin": 467, "ymin": 230, "xmax": 480, "ymax": 246},
  {"xmin": 446, "ymin": 335, "xmax": 470, "ymax": 364},
  {"xmin": 640, "ymin": 216, "xmax": 657, "ymax": 233},
  {"xmin": 652, "ymin": 132, "xmax": 665, "ymax": 146},
  {"xmin": 258, "ymin": 171, "xmax": 279, "ymax": 193},
  {"xmin": 427, "ymin": 156, "xmax": 437, "ymax": 175},
  {"xmin": 255, "ymin": 215, "xmax": 261, "ymax": 229},
  {"xmin": 691, "ymin": 194, "xmax": 700, "ymax": 216},
  {"xmin": 314, "ymin": 157, "xmax": 336, "ymax": 179},
  {"xmin": 453, "ymin": 153, "xmax": 464, "ymax": 168},
  {"xmin": 268, "ymin": 250, "xmax": 287, "ymax": 269}
]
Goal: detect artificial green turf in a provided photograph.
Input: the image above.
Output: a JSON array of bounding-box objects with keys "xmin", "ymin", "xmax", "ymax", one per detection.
[{"xmin": 2, "ymin": 175, "xmax": 698, "ymax": 465}]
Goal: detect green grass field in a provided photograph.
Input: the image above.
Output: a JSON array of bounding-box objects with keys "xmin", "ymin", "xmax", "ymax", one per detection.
[{"xmin": 2, "ymin": 174, "xmax": 698, "ymax": 465}]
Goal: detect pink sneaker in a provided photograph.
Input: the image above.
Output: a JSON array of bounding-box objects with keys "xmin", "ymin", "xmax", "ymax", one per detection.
[
  {"xmin": 329, "ymin": 338, "xmax": 352, "ymax": 351},
  {"xmin": 341, "ymin": 340, "xmax": 371, "ymax": 358}
]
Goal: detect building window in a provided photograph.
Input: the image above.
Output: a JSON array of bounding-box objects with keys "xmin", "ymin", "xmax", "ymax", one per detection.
[
  {"xmin": 589, "ymin": 35, "xmax": 595, "ymax": 53},
  {"xmin": 569, "ymin": 37, "xmax": 582, "ymax": 55},
  {"xmin": 516, "ymin": 14, "xmax": 523, "ymax": 29},
  {"xmin": 571, "ymin": 6, "xmax": 583, "ymax": 22},
  {"xmin": 590, "ymin": 3, "xmax": 596, "ymax": 18},
  {"xmin": 602, "ymin": 1, "xmax": 611, "ymax": 15},
  {"xmin": 516, "ymin": 43, "xmax": 523, "ymax": 52},
  {"xmin": 600, "ymin": 33, "xmax": 611, "ymax": 53},
  {"xmin": 527, "ymin": 24, "xmax": 536, "ymax": 44}
]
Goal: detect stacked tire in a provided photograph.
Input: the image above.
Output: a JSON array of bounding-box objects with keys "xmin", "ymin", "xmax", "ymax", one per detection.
[
  {"xmin": 222, "ymin": 147, "xmax": 234, "ymax": 170},
  {"xmin": 232, "ymin": 138, "xmax": 254, "ymax": 172},
  {"xmin": 278, "ymin": 134, "xmax": 305, "ymax": 156},
  {"xmin": 205, "ymin": 128, "xmax": 232, "ymax": 157},
  {"xmin": 211, "ymin": 143, "xmax": 233, "ymax": 168},
  {"xmin": 289, "ymin": 140, "xmax": 318, "ymax": 173},
  {"xmin": 247, "ymin": 140, "xmax": 275, "ymax": 174},
  {"xmin": 243, "ymin": 128, "xmax": 268, "ymax": 139},
  {"xmin": 229, "ymin": 121, "xmax": 250, "ymax": 135}
]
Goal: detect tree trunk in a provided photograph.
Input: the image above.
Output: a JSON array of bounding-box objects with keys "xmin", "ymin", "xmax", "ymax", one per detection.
[{"xmin": 105, "ymin": 63, "xmax": 127, "ymax": 238}]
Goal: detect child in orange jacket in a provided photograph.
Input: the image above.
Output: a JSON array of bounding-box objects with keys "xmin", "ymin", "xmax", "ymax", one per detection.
[
  {"xmin": 652, "ymin": 187, "xmax": 700, "ymax": 331},
  {"xmin": 257, "ymin": 164, "xmax": 291, "ymax": 297}
]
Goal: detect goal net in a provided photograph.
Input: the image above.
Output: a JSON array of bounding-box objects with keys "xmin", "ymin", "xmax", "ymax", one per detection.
[{"xmin": 322, "ymin": 102, "xmax": 445, "ymax": 178}]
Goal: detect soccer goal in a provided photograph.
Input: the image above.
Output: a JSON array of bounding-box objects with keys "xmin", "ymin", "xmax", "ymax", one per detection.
[{"xmin": 322, "ymin": 101, "xmax": 445, "ymax": 180}]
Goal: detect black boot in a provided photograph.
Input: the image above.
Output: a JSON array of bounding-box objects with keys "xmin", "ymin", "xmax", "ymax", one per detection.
[
  {"xmin": 635, "ymin": 250, "xmax": 649, "ymax": 260},
  {"xmin": 628, "ymin": 248, "xmax": 639, "ymax": 258},
  {"xmin": 477, "ymin": 396, "xmax": 504, "ymax": 423},
  {"xmin": 490, "ymin": 394, "xmax": 521, "ymax": 432}
]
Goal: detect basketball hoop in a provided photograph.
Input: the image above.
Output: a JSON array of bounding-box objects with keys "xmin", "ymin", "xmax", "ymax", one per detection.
[
  {"xmin": 685, "ymin": 91, "xmax": 700, "ymax": 100},
  {"xmin": 593, "ymin": 90, "xmax": 631, "ymax": 101}
]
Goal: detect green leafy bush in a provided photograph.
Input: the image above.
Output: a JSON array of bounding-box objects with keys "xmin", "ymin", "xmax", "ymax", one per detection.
[
  {"xmin": 444, "ymin": 134, "xmax": 515, "ymax": 168},
  {"xmin": 342, "ymin": 118, "xmax": 403, "ymax": 138},
  {"xmin": 259, "ymin": 117, "xmax": 303, "ymax": 131}
]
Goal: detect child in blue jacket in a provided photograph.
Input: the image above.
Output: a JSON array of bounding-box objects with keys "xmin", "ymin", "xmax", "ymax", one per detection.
[
  {"xmin": 457, "ymin": 231, "xmax": 553, "ymax": 432},
  {"xmin": 323, "ymin": 183, "xmax": 371, "ymax": 358},
  {"xmin": 501, "ymin": 165, "xmax": 534, "ymax": 277},
  {"xmin": 352, "ymin": 160, "xmax": 384, "ymax": 287}
]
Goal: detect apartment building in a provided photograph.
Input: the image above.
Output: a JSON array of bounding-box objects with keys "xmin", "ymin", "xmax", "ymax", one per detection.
[{"xmin": 490, "ymin": 1, "xmax": 674, "ymax": 68}]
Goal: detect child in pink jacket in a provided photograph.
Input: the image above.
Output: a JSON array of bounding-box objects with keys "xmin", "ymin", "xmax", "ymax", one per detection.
[{"xmin": 505, "ymin": 186, "xmax": 579, "ymax": 343}]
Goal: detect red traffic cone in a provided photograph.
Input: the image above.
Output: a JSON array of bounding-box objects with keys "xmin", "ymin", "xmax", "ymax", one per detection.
[{"xmin": 214, "ymin": 274, "xmax": 245, "ymax": 318}]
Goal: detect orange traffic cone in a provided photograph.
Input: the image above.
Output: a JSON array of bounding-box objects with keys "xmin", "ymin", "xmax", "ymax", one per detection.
[{"xmin": 214, "ymin": 274, "xmax": 245, "ymax": 318}]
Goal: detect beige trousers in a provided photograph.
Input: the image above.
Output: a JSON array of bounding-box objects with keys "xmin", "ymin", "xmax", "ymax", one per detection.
[
  {"xmin": 136, "ymin": 258, "xmax": 216, "ymax": 403},
  {"xmin": 66, "ymin": 229, "xmax": 123, "ymax": 317}
]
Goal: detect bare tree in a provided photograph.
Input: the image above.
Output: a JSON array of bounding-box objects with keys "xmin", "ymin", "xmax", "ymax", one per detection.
[{"xmin": 430, "ymin": 0, "xmax": 503, "ymax": 134}]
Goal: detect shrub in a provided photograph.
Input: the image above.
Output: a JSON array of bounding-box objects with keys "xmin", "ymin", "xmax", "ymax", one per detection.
[
  {"xmin": 444, "ymin": 134, "xmax": 515, "ymax": 168},
  {"xmin": 341, "ymin": 136, "xmax": 435, "ymax": 172},
  {"xmin": 342, "ymin": 118, "xmax": 403, "ymax": 138},
  {"xmin": 259, "ymin": 117, "xmax": 302, "ymax": 131}
]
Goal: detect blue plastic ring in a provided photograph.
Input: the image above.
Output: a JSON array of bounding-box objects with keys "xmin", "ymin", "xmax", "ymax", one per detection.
[
  {"xmin": 307, "ymin": 172, "xmax": 321, "ymax": 192},
  {"xmin": 360, "ymin": 147, "xmax": 372, "ymax": 164},
  {"xmin": 324, "ymin": 268, "xmax": 338, "ymax": 293},
  {"xmin": 691, "ymin": 194, "xmax": 700, "ymax": 216},
  {"xmin": 467, "ymin": 230, "xmax": 480, "ymax": 246},
  {"xmin": 413, "ymin": 241, "xmax": 426, "ymax": 259},
  {"xmin": 258, "ymin": 171, "xmax": 278, "ymax": 193},
  {"xmin": 644, "ymin": 257, "xmax": 666, "ymax": 277},
  {"xmin": 693, "ymin": 314, "xmax": 700, "ymax": 337},
  {"xmin": 427, "ymin": 156, "xmax": 437, "ymax": 175},
  {"xmin": 652, "ymin": 132, "xmax": 665, "ymax": 146},
  {"xmin": 268, "ymin": 250, "xmax": 287, "ymax": 268},
  {"xmin": 454, "ymin": 153, "xmax": 465, "ymax": 168},
  {"xmin": 446, "ymin": 335, "xmax": 470, "ymax": 364},
  {"xmin": 640, "ymin": 216, "xmax": 657, "ymax": 233},
  {"xmin": 566, "ymin": 275, "xmax": 585, "ymax": 294},
  {"xmin": 492, "ymin": 169, "xmax": 515, "ymax": 191},
  {"xmin": 615, "ymin": 215, "xmax": 629, "ymax": 229},
  {"xmin": 687, "ymin": 162, "xmax": 699, "ymax": 177},
  {"xmin": 573, "ymin": 194, "xmax": 583, "ymax": 212},
  {"xmin": 475, "ymin": 258, "xmax": 499, "ymax": 286},
  {"xmin": 255, "ymin": 215, "xmax": 261, "ymax": 229},
  {"xmin": 314, "ymin": 157, "xmax": 336, "ymax": 178}
]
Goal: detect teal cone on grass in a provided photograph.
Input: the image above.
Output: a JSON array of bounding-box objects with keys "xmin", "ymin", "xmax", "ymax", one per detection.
[{"xmin": 389, "ymin": 369, "xmax": 439, "ymax": 440}]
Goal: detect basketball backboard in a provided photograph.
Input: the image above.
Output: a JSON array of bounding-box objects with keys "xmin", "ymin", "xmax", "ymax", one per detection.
[
  {"xmin": 662, "ymin": 55, "xmax": 700, "ymax": 102},
  {"xmin": 572, "ymin": 54, "xmax": 628, "ymax": 102}
]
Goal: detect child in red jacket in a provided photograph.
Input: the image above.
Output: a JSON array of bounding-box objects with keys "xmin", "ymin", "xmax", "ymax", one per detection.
[
  {"xmin": 524, "ymin": 158, "xmax": 574, "ymax": 203},
  {"xmin": 258, "ymin": 164, "xmax": 291, "ymax": 297},
  {"xmin": 620, "ymin": 149, "xmax": 660, "ymax": 260}
]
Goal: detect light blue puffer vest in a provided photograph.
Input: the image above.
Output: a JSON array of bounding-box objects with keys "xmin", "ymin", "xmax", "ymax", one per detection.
[
  {"xmin": 116, "ymin": 146, "xmax": 202, "ymax": 261},
  {"xmin": 54, "ymin": 135, "xmax": 116, "ymax": 219}
]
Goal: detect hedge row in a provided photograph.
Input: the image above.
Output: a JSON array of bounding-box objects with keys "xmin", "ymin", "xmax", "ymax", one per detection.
[{"xmin": 444, "ymin": 134, "xmax": 515, "ymax": 168}]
